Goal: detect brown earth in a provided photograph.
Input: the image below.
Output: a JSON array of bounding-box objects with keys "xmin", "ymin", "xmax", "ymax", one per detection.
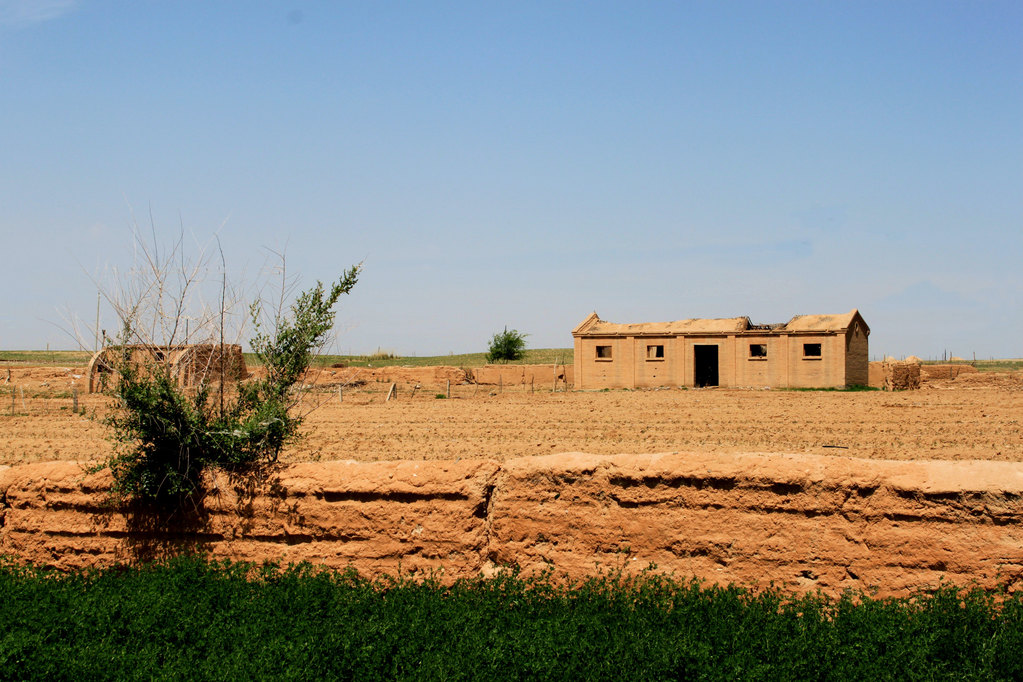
[
  {"xmin": 3, "ymin": 363, "xmax": 1023, "ymax": 595},
  {"xmin": 3, "ymin": 453, "xmax": 1022, "ymax": 597},
  {"xmin": 1, "ymin": 365, "xmax": 1021, "ymax": 466}
]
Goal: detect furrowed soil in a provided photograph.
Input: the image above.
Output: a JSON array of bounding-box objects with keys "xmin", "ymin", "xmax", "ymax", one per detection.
[{"xmin": 1, "ymin": 364, "xmax": 1021, "ymax": 466}]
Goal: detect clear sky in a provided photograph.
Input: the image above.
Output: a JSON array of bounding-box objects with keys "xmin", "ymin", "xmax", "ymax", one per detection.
[{"xmin": 1, "ymin": 1, "xmax": 1020, "ymax": 359}]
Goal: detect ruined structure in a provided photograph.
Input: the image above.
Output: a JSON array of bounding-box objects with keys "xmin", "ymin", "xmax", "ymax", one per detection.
[
  {"xmin": 573, "ymin": 309, "xmax": 868, "ymax": 389},
  {"xmin": 87, "ymin": 344, "xmax": 247, "ymax": 393}
]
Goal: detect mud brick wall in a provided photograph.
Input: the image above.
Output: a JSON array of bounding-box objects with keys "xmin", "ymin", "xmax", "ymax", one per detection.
[
  {"xmin": 882, "ymin": 361, "xmax": 922, "ymax": 390},
  {"xmin": 0, "ymin": 460, "xmax": 499, "ymax": 580},
  {"xmin": 920, "ymin": 364, "xmax": 980, "ymax": 381},
  {"xmin": 3, "ymin": 453, "xmax": 1022, "ymax": 597},
  {"xmin": 472, "ymin": 364, "xmax": 573, "ymax": 388},
  {"xmin": 490, "ymin": 453, "xmax": 1023, "ymax": 596}
]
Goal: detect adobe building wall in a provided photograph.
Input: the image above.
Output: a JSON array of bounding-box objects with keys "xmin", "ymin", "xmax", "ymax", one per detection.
[
  {"xmin": 576, "ymin": 336, "xmax": 636, "ymax": 389},
  {"xmin": 632, "ymin": 336, "xmax": 676, "ymax": 388},
  {"xmin": 3, "ymin": 452, "xmax": 1022, "ymax": 598},
  {"xmin": 573, "ymin": 310, "xmax": 868, "ymax": 390},
  {"xmin": 577, "ymin": 333, "xmax": 856, "ymax": 389},
  {"xmin": 784, "ymin": 334, "xmax": 846, "ymax": 388},
  {"xmin": 845, "ymin": 321, "xmax": 869, "ymax": 386}
]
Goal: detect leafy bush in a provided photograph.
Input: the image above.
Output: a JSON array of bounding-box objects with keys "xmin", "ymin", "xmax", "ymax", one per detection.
[
  {"xmin": 1, "ymin": 557, "xmax": 1020, "ymax": 680},
  {"xmin": 103, "ymin": 266, "xmax": 360, "ymax": 505},
  {"xmin": 486, "ymin": 327, "xmax": 528, "ymax": 363}
]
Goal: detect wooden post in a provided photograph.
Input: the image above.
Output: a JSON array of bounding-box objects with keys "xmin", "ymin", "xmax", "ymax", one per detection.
[
  {"xmin": 552, "ymin": 359, "xmax": 558, "ymax": 393},
  {"xmin": 446, "ymin": 380, "xmax": 450, "ymax": 398},
  {"xmin": 10, "ymin": 385, "xmax": 14, "ymax": 416},
  {"xmin": 20, "ymin": 385, "xmax": 27, "ymax": 413},
  {"xmin": 386, "ymin": 382, "xmax": 396, "ymax": 402},
  {"xmin": 499, "ymin": 375, "xmax": 503, "ymax": 393},
  {"xmin": 531, "ymin": 377, "xmax": 534, "ymax": 394},
  {"xmin": 338, "ymin": 384, "xmax": 343, "ymax": 403},
  {"xmin": 72, "ymin": 386, "xmax": 79, "ymax": 415},
  {"xmin": 411, "ymin": 384, "xmax": 420, "ymax": 399}
]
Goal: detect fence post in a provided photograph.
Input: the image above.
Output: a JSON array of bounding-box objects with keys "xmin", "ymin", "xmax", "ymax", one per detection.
[
  {"xmin": 72, "ymin": 386, "xmax": 79, "ymax": 415},
  {"xmin": 10, "ymin": 385, "xmax": 14, "ymax": 416},
  {"xmin": 386, "ymin": 382, "xmax": 396, "ymax": 402},
  {"xmin": 446, "ymin": 380, "xmax": 450, "ymax": 398}
]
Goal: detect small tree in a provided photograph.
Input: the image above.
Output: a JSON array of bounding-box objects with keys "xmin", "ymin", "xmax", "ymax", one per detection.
[
  {"xmin": 486, "ymin": 327, "xmax": 528, "ymax": 363},
  {"xmin": 97, "ymin": 225, "xmax": 360, "ymax": 506}
]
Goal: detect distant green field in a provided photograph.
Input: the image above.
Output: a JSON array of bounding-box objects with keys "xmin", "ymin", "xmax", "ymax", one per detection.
[
  {"xmin": 0, "ymin": 350, "xmax": 93, "ymax": 365},
  {"xmin": 307, "ymin": 348, "xmax": 574, "ymax": 369},
  {"xmin": 0, "ymin": 348, "xmax": 575, "ymax": 368},
  {"xmin": 918, "ymin": 359, "xmax": 1023, "ymax": 372}
]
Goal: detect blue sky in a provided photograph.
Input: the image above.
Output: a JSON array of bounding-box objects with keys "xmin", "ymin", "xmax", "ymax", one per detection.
[{"xmin": 1, "ymin": 1, "xmax": 1020, "ymax": 359}]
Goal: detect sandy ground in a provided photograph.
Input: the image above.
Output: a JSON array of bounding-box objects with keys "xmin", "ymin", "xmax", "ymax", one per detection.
[{"xmin": 1, "ymin": 363, "xmax": 1021, "ymax": 466}]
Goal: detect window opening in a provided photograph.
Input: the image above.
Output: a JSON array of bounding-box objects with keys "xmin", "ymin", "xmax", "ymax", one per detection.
[
  {"xmin": 595, "ymin": 345, "xmax": 613, "ymax": 360},
  {"xmin": 646, "ymin": 345, "xmax": 664, "ymax": 360},
  {"xmin": 749, "ymin": 344, "xmax": 767, "ymax": 358},
  {"xmin": 803, "ymin": 343, "xmax": 822, "ymax": 358}
]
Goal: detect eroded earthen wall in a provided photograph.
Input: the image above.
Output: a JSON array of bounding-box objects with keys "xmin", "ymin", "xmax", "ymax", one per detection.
[
  {"xmin": 920, "ymin": 364, "xmax": 980, "ymax": 381},
  {"xmin": 845, "ymin": 322, "xmax": 869, "ymax": 386},
  {"xmin": 3, "ymin": 453, "xmax": 1021, "ymax": 597},
  {"xmin": 472, "ymin": 365, "xmax": 573, "ymax": 388}
]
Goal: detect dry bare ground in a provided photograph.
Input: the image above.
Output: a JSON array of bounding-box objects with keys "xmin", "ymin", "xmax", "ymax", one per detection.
[{"xmin": 1, "ymin": 363, "xmax": 1021, "ymax": 466}]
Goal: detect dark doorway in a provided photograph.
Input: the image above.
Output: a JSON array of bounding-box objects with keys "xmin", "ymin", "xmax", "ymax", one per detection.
[{"xmin": 693, "ymin": 345, "xmax": 719, "ymax": 387}]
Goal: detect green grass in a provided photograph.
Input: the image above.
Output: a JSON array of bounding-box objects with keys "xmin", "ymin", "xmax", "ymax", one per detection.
[
  {"xmin": 302, "ymin": 347, "xmax": 575, "ymax": 369},
  {"xmin": 1, "ymin": 556, "xmax": 1020, "ymax": 680},
  {"xmin": 0, "ymin": 350, "xmax": 93, "ymax": 365},
  {"xmin": 918, "ymin": 359, "xmax": 1023, "ymax": 372}
]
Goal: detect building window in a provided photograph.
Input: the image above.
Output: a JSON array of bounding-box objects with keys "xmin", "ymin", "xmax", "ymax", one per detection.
[
  {"xmin": 803, "ymin": 343, "xmax": 822, "ymax": 358},
  {"xmin": 595, "ymin": 345, "xmax": 613, "ymax": 361},
  {"xmin": 749, "ymin": 344, "xmax": 767, "ymax": 359},
  {"xmin": 646, "ymin": 344, "xmax": 664, "ymax": 360}
]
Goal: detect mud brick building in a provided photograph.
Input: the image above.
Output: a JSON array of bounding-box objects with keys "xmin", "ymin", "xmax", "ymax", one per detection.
[
  {"xmin": 87, "ymin": 343, "xmax": 246, "ymax": 393},
  {"xmin": 572, "ymin": 310, "xmax": 869, "ymax": 389}
]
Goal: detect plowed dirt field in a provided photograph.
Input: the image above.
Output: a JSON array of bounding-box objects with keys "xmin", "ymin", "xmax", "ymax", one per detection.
[{"xmin": 1, "ymin": 364, "xmax": 1021, "ymax": 466}]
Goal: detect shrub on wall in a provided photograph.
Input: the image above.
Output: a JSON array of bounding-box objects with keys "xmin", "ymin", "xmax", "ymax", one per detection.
[
  {"xmin": 105, "ymin": 269, "xmax": 359, "ymax": 504},
  {"xmin": 97, "ymin": 230, "xmax": 360, "ymax": 506}
]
